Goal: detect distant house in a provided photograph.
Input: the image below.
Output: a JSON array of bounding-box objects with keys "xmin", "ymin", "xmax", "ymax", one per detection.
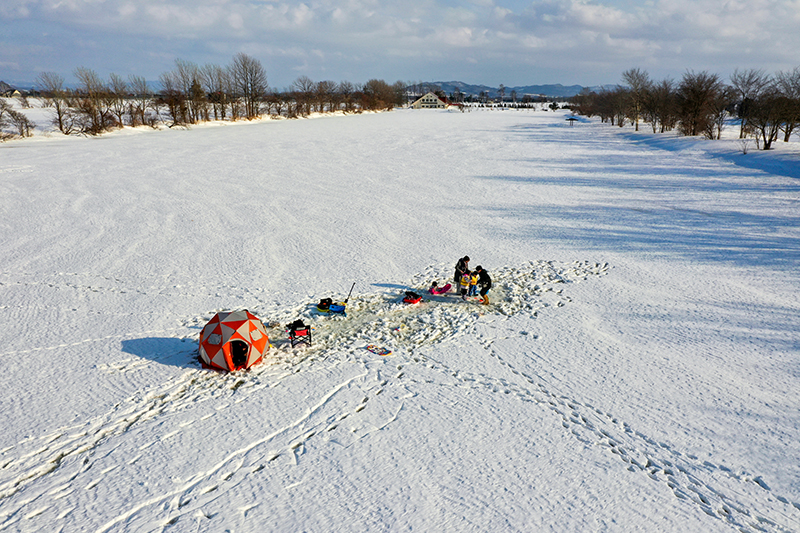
[
  {"xmin": 410, "ymin": 92, "xmax": 448, "ymax": 109},
  {"xmin": 0, "ymin": 81, "xmax": 21, "ymax": 97}
]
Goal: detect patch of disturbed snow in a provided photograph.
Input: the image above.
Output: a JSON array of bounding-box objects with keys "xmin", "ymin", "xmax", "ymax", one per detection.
[{"xmin": 241, "ymin": 259, "xmax": 609, "ymax": 364}]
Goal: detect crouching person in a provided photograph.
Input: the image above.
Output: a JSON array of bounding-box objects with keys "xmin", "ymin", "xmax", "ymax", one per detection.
[{"xmin": 475, "ymin": 265, "xmax": 492, "ymax": 305}]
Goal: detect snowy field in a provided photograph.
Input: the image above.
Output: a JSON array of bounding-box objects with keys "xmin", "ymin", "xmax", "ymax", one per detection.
[{"xmin": 1, "ymin": 103, "xmax": 799, "ymax": 532}]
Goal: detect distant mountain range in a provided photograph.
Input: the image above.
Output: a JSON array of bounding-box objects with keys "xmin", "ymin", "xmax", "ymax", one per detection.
[{"xmin": 418, "ymin": 81, "xmax": 601, "ymax": 98}]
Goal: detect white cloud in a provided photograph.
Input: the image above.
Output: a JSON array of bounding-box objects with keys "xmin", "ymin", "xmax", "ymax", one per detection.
[
  {"xmin": 566, "ymin": 1, "xmax": 640, "ymax": 30},
  {"xmin": 2, "ymin": 0, "xmax": 799, "ymax": 87},
  {"xmin": 117, "ymin": 3, "xmax": 136, "ymax": 18},
  {"xmin": 493, "ymin": 6, "xmax": 512, "ymax": 19},
  {"xmin": 437, "ymin": 27, "xmax": 478, "ymax": 47},
  {"xmin": 521, "ymin": 34, "xmax": 546, "ymax": 48},
  {"xmin": 227, "ymin": 12, "xmax": 244, "ymax": 30},
  {"xmin": 0, "ymin": 1, "xmax": 33, "ymax": 18},
  {"xmin": 291, "ymin": 3, "xmax": 314, "ymax": 26}
]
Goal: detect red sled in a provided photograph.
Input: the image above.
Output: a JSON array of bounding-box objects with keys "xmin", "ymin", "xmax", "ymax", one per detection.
[
  {"xmin": 403, "ymin": 291, "xmax": 423, "ymax": 304},
  {"xmin": 366, "ymin": 344, "xmax": 391, "ymax": 356},
  {"xmin": 428, "ymin": 283, "xmax": 451, "ymax": 295}
]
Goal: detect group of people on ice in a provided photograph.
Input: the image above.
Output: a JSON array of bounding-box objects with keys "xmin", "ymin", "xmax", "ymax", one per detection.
[{"xmin": 429, "ymin": 255, "xmax": 491, "ymax": 305}]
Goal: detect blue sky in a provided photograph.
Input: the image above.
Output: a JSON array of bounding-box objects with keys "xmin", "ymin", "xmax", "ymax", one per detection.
[{"xmin": 2, "ymin": 0, "xmax": 799, "ymax": 89}]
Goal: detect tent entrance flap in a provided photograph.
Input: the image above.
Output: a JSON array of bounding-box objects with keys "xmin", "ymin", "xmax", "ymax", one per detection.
[{"xmin": 230, "ymin": 340, "xmax": 249, "ymax": 368}]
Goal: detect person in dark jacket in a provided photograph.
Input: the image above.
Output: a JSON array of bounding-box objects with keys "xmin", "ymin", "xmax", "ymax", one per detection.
[
  {"xmin": 474, "ymin": 265, "xmax": 492, "ymax": 305},
  {"xmin": 454, "ymin": 256, "xmax": 470, "ymax": 292}
]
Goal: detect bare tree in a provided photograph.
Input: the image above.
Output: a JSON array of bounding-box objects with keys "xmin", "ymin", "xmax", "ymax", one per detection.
[
  {"xmin": 224, "ymin": 69, "xmax": 243, "ymax": 120},
  {"xmin": 775, "ymin": 66, "xmax": 800, "ymax": 142},
  {"xmin": 749, "ymin": 83, "xmax": 785, "ymax": 150},
  {"xmin": 316, "ymin": 80, "xmax": 337, "ymax": 113},
  {"xmin": 230, "ymin": 53, "xmax": 268, "ymax": 119},
  {"xmin": 361, "ymin": 79, "xmax": 397, "ymax": 111},
  {"xmin": 0, "ymin": 100, "xmax": 36, "ymax": 140},
  {"xmin": 35, "ymin": 71, "xmax": 73, "ymax": 134},
  {"xmin": 190, "ymin": 77, "xmax": 209, "ymax": 122},
  {"xmin": 570, "ymin": 88, "xmax": 597, "ymax": 117},
  {"xmin": 392, "ymin": 80, "xmax": 407, "ymax": 108},
  {"xmin": 676, "ymin": 70, "xmax": 723, "ymax": 137},
  {"xmin": 338, "ymin": 81, "xmax": 355, "ymax": 113},
  {"xmin": 128, "ymin": 74, "xmax": 151, "ymax": 127},
  {"xmin": 158, "ymin": 69, "xmax": 189, "ymax": 127},
  {"xmin": 411, "ymin": 81, "xmax": 424, "ymax": 99},
  {"xmin": 452, "ymin": 87, "xmax": 463, "ymax": 105},
  {"xmin": 594, "ymin": 86, "xmax": 629, "ymax": 126},
  {"xmin": 108, "ymin": 73, "xmax": 129, "ymax": 126},
  {"xmin": 201, "ymin": 63, "xmax": 229, "ymax": 120},
  {"xmin": 705, "ymin": 86, "xmax": 735, "ymax": 140},
  {"xmin": 729, "ymin": 68, "xmax": 771, "ymax": 138},
  {"xmin": 613, "ymin": 87, "xmax": 629, "ymax": 127},
  {"xmin": 641, "ymin": 79, "xmax": 676, "ymax": 133},
  {"xmin": 9, "ymin": 108, "xmax": 35, "ymax": 137},
  {"xmin": 0, "ymin": 100, "xmax": 13, "ymax": 140},
  {"xmin": 15, "ymin": 93, "xmax": 31, "ymax": 109},
  {"xmin": 292, "ymin": 76, "xmax": 315, "ymax": 116},
  {"xmin": 174, "ymin": 59, "xmax": 204, "ymax": 123},
  {"xmin": 263, "ymin": 89, "xmax": 285, "ymax": 117},
  {"xmin": 651, "ymin": 79, "xmax": 678, "ymax": 133},
  {"xmin": 622, "ymin": 68, "xmax": 652, "ymax": 131},
  {"xmin": 156, "ymin": 59, "xmax": 211, "ymax": 124},
  {"xmin": 74, "ymin": 67, "xmax": 114, "ymax": 134},
  {"xmin": 594, "ymin": 88, "xmax": 614, "ymax": 124}
]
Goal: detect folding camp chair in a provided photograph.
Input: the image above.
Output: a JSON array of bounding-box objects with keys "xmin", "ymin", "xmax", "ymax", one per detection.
[{"xmin": 287, "ymin": 320, "xmax": 312, "ymax": 348}]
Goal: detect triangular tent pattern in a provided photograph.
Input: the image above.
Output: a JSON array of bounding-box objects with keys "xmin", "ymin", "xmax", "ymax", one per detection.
[{"xmin": 198, "ymin": 310, "xmax": 270, "ymax": 371}]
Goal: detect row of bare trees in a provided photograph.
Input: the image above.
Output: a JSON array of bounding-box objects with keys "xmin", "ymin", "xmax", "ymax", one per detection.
[
  {"xmin": 570, "ymin": 67, "xmax": 800, "ymax": 150},
  {"xmin": 287, "ymin": 76, "xmax": 405, "ymax": 118},
  {"xmin": 30, "ymin": 54, "xmax": 407, "ymax": 136},
  {"xmin": 35, "ymin": 67, "xmax": 158, "ymax": 135}
]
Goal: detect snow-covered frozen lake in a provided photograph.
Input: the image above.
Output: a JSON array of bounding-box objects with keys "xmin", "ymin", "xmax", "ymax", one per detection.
[{"xmin": 1, "ymin": 105, "xmax": 799, "ymax": 532}]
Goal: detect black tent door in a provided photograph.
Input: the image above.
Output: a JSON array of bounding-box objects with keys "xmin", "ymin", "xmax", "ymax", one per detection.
[{"xmin": 230, "ymin": 340, "xmax": 249, "ymax": 368}]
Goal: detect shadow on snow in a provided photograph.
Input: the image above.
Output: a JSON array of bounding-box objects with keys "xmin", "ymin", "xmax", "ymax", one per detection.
[
  {"xmin": 616, "ymin": 130, "xmax": 800, "ymax": 182},
  {"xmin": 121, "ymin": 337, "xmax": 198, "ymax": 368}
]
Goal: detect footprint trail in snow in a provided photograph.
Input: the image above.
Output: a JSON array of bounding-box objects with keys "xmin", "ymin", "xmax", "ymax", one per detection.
[{"xmin": 2, "ymin": 260, "xmax": 797, "ymax": 532}]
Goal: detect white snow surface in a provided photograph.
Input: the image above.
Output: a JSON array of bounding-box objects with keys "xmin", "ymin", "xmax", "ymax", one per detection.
[{"xmin": 1, "ymin": 105, "xmax": 800, "ymax": 532}]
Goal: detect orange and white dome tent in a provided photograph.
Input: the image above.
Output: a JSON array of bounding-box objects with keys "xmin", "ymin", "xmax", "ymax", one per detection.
[{"xmin": 198, "ymin": 310, "xmax": 270, "ymax": 371}]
